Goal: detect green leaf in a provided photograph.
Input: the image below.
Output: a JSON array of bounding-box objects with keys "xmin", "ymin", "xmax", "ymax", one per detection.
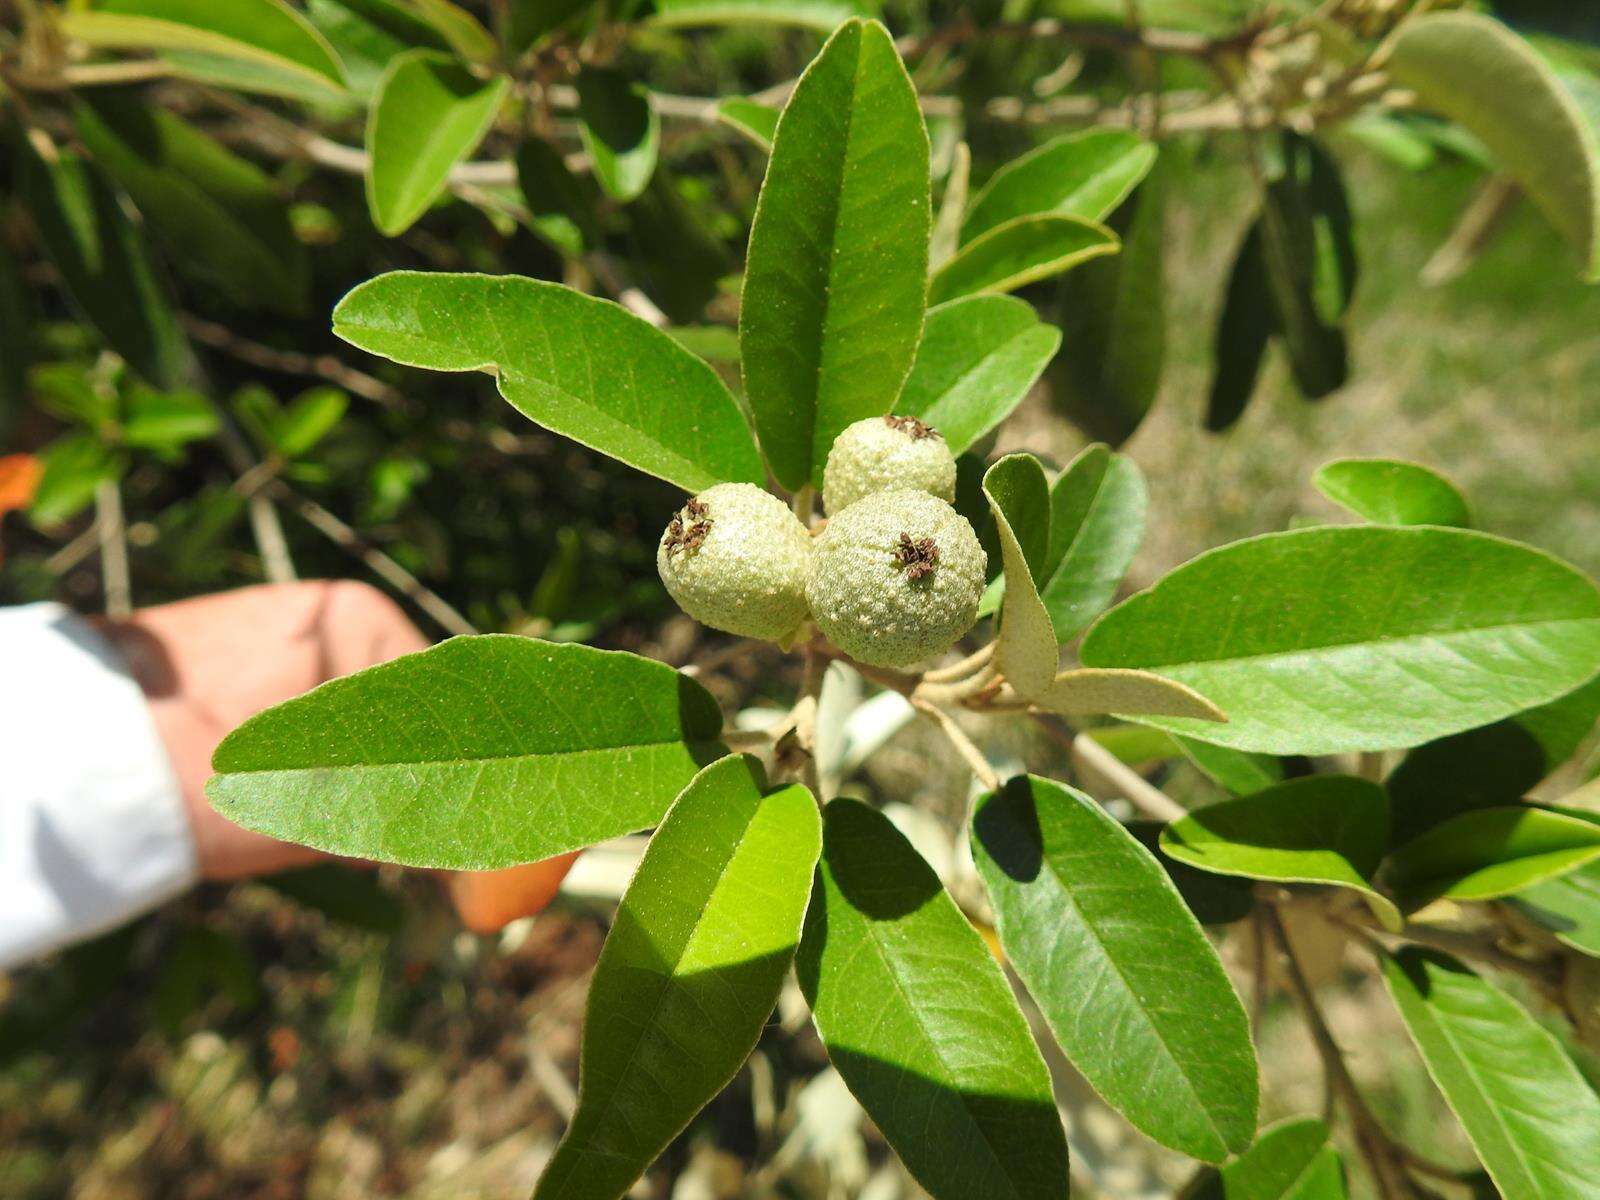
[
  {"xmin": 31, "ymin": 434, "xmax": 122, "ymax": 526},
  {"xmin": 514, "ymin": 136, "xmax": 599, "ymax": 255},
  {"xmin": 972, "ymin": 776, "xmax": 1258, "ymax": 1161},
  {"xmin": 984, "ymin": 455, "xmax": 1058, "ymax": 701},
  {"xmin": 625, "ymin": 171, "xmax": 732, "ymax": 325},
  {"xmin": 929, "ymin": 141, "xmax": 969, "ymax": 270},
  {"xmin": 1387, "ymin": 12, "xmax": 1600, "ymax": 279},
  {"xmin": 797, "ymin": 798, "xmax": 1069, "ymax": 1200},
  {"xmin": 1079, "ymin": 526, "xmax": 1600, "ymax": 756},
  {"xmin": 962, "ymin": 129, "xmax": 1156, "ymax": 245},
  {"xmin": 739, "ymin": 18, "xmax": 929, "ymax": 490},
  {"xmin": 332, "ymin": 271, "xmax": 764, "ymax": 491},
  {"xmin": 534, "ymin": 756, "xmax": 819, "ymax": 1200},
  {"xmin": 18, "ymin": 145, "xmax": 186, "ymax": 387},
  {"xmin": 1206, "ymin": 222, "xmax": 1275, "ymax": 432},
  {"xmin": 1508, "ymin": 860, "xmax": 1600, "ymax": 955},
  {"xmin": 1036, "ymin": 443, "xmax": 1146, "ymax": 643},
  {"xmin": 1382, "ymin": 947, "xmax": 1600, "ymax": 1198},
  {"xmin": 72, "ymin": 92, "xmax": 309, "ymax": 316},
  {"xmin": 121, "ymin": 385, "xmax": 219, "ymax": 449},
  {"xmin": 270, "ymin": 386, "xmax": 349, "ymax": 458},
  {"xmin": 646, "ymin": 0, "xmax": 873, "ymax": 33},
  {"xmin": 206, "ymin": 635, "xmax": 727, "ymax": 870},
  {"xmin": 1052, "ymin": 154, "xmax": 1167, "ymax": 446},
  {"xmin": 929, "ymin": 214, "xmax": 1118, "ymax": 305},
  {"xmin": 895, "ymin": 295, "xmax": 1060, "ymax": 457},
  {"xmin": 261, "ymin": 863, "xmax": 404, "ymax": 933},
  {"xmin": 1034, "ymin": 668, "xmax": 1225, "ymax": 721},
  {"xmin": 1177, "ymin": 737, "xmax": 1284, "ymax": 797},
  {"xmin": 576, "ymin": 68, "xmax": 660, "ymax": 202},
  {"xmin": 505, "ymin": 0, "xmax": 596, "ymax": 55},
  {"xmin": 1161, "ymin": 777, "xmax": 1401, "ymax": 931},
  {"xmin": 1186, "ymin": 1117, "xmax": 1347, "ymax": 1199},
  {"xmin": 62, "ymin": 0, "xmax": 347, "ymax": 90},
  {"xmin": 308, "ymin": 0, "xmax": 450, "ymax": 100},
  {"xmin": 713, "ymin": 97, "xmax": 780, "ymax": 151},
  {"xmin": 366, "ymin": 50, "xmax": 508, "ymax": 236},
  {"xmin": 1313, "ymin": 458, "xmax": 1471, "ymax": 528},
  {"xmin": 1386, "ymin": 806, "xmax": 1600, "ymax": 911},
  {"xmin": 1128, "ymin": 821, "xmax": 1257, "ymax": 927},
  {"xmin": 406, "ymin": 0, "xmax": 497, "ymax": 63}
]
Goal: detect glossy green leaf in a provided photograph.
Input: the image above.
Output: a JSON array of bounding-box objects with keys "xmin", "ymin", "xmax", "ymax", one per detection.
[
  {"xmin": 17, "ymin": 145, "xmax": 185, "ymax": 387},
  {"xmin": 1036, "ymin": 443, "xmax": 1146, "ymax": 643},
  {"xmin": 1313, "ymin": 458, "xmax": 1471, "ymax": 528},
  {"xmin": 1178, "ymin": 737, "xmax": 1284, "ymax": 797},
  {"xmin": 1186, "ymin": 1117, "xmax": 1347, "ymax": 1200},
  {"xmin": 308, "ymin": 0, "xmax": 451, "ymax": 97},
  {"xmin": 1387, "ymin": 12, "xmax": 1600, "ymax": 279},
  {"xmin": 714, "ymin": 97, "xmax": 780, "ymax": 150},
  {"xmin": 1382, "ymin": 947, "xmax": 1600, "ymax": 1198},
  {"xmin": 121, "ymin": 386, "xmax": 219, "ymax": 449},
  {"xmin": 962, "ymin": 128, "xmax": 1156, "ymax": 245},
  {"xmin": 332, "ymin": 272, "xmax": 764, "ymax": 490},
  {"xmin": 798, "ymin": 798, "xmax": 1069, "ymax": 1200},
  {"xmin": 1128, "ymin": 821, "xmax": 1256, "ymax": 927},
  {"xmin": 576, "ymin": 68, "xmax": 660, "ymax": 202},
  {"xmin": 534, "ymin": 756, "xmax": 819, "ymax": 1200},
  {"xmin": 739, "ymin": 18, "xmax": 930, "ymax": 490},
  {"xmin": 72, "ymin": 92, "xmax": 309, "ymax": 316},
  {"xmin": 1206, "ymin": 222, "xmax": 1274, "ymax": 432},
  {"xmin": 1161, "ymin": 777, "xmax": 1400, "ymax": 930},
  {"xmin": 972, "ymin": 776, "xmax": 1258, "ymax": 1161},
  {"xmin": 366, "ymin": 50, "xmax": 508, "ymax": 236},
  {"xmin": 206, "ymin": 635, "xmax": 727, "ymax": 870},
  {"xmin": 1508, "ymin": 859, "xmax": 1600, "ymax": 955},
  {"xmin": 1034, "ymin": 668, "xmax": 1225, "ymax": 721},
  {"xmin": 929, "ymin": 214, "xmax": 1118, "ymax": 305},
  {"xmin": 1387, "ymin": 806, "xmax": 1600, "ymax": 911},
  {"xmin": 30, "ymin": 434, "xmax": 122, "ymax": 526},
  {"xmin": 1079, "ymin": 526, "xmax": 1600, "ymax": 755},
  {"xmin": 1052, "ymin": 154, "xmax": 1167, "ymax": 446},
  {"xmin": 895, "ymin": 296, "xmax": 1060, "ymax": 457},
  {"xmin": 62, "ymin": 0, "xmax": 347, "ymax": 89},
  {"xmin": 647, "ymin": 0, "xmax": 873, "ymax": 32},
  {"xmin": 406, "ymin": 0, "xmax": 496, "ymax": 62},
  {"xmin": 984, "ymin": 455, "xmax": 1058, "ymax": 701}
]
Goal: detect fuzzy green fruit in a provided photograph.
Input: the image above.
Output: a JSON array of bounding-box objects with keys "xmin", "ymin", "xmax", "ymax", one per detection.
[
  {"xmin": 657, "ymin": 483, "xmax": 811, "ymax": 642},
  {"xmin": 807, "ymin": 489, "xmax": 986, "ymax": 668},
  {"xmin": 823, "ymin": 415, "xmax": 957, "ymax": 515}
]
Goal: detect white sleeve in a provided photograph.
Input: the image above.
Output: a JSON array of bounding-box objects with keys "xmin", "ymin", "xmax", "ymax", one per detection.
[{"xmin": 1, "ymin": 602, "xmax": 197, "ymax": 969}]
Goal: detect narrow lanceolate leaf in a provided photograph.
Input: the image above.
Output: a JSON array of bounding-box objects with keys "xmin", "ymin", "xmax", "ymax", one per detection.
[
  {"xmin": 740, "ymin": 18, "xmax": 930, "ymax": 490},
  {"xmin": 61, "ymin": 0, "xmax": 347, "ymax": 90},
  {"xmin": 576, "ymin": 68, "xmax": 659, "ymax": 202},
  {"xmin": 1178, "ymin": 737, "xmax": 1283, "ymax": 797},
  {"xmin": 1186, "ymin": 1118, "xmax": 1348, "ymax": 1200},
  {"xmin": 1313, "ymin": 458, "xmax": 1471, "ymax": 528},
  {"xmin": 1206, "ymin": 222, "xmax": 1275, "ymax": 432},
  {"xmin": 714, "ymin": 97, "xmax": 780, "ymax": 151},
  {"xmin": 1387, "ymin": 12, "xmax": 1600, "ymax": 279},
  {"xmin": 972, "ymin": 776, "xmax": 1258, "ymax": 1161},
  {"xmin": 1382, "ymin": 947, "xmax": 1600, "ymax": 1199},
  {"xmin": 895, "ymin": 295, "xmax": 1060, "ymax": 457},
  {"xmin": 407, "ymin": 0, "xmax": 496, "ymax": 62},
  {"xmin": 17, "ymin": 145, "xmax": 185, "ymax": 387},
  {"xmin": 930, "ymin": 214, "xmax": 1118, "ymax": 305},
  {"xmin": 962, "ymin": 128, "xmax": 1156, "ymax": 244},
  {"xmin": 1386, "ymin": 807, "xmax": 1600, "ymax": 912},
  {"xmin": 798, "ymin": 799, "xmax": 1069, "ymax": 1200},
  {"xmin": 1509, "ymin": 860, "xmax": 1600, "ymax": 955},
  {"xmin": 1037, "ymin": 443, "xmax": 1146, "ymax": 643},
  {"xmin": 534, "ymin": 756, "xmax": 819, "ymax": 1200},
  {"xmin": 206, "ymin": 636, "xmax": 727, "ymax": 870},
  {"xmin": 1161, "ymin": 777, "xmax": 1400, "ymax": 931},
  {"xmin": 1034, "ymin": 668, "xmax": 1225, "ymax": 722},
  {"xmin": 332, "ymin": 272, "xmax": 764, "ymax": 491},
  {"xmin": 366, "ymin": 50, "xmax": 508, "ymax": 236},
  {"xmin": 73, "ymin": 92, "xmax": 309, "ymax": 316},
  {"xmin": 984, "ymin": 455, "xmax": 1058, "ymax": 702},
  {"xmin": 647, "ymin": 0, "xmax": 873, "ymax": 32},
  {"xmin": 1079, "ymin": 526, "xmax": 1600, "ymax": 756}
]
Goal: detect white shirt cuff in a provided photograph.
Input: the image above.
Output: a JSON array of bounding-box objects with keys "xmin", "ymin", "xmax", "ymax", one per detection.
[{"xmin": 1, "ymin": 602, "xmax": 197, "ymax": 969}]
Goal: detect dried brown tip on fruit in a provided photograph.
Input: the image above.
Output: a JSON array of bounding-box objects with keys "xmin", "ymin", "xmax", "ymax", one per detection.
[
  {"xmin": 664, "ymin": 497, "xmax": 713, "ymax": 556},
  {"xmin": 883, "ymin": 414, "xmax": 938, "ymax": 440},
  {"xmin": 894, "ymin": 532, "xmax": 939, "ymax": 581}
]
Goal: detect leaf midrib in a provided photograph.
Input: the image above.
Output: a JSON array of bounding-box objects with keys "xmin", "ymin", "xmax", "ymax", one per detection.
[{"xmin": 221, "ymin": 737, "xmax": 725, "ymax": 775}]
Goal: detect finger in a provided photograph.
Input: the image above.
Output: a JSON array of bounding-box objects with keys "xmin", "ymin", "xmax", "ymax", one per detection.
[{"xmin": 447, "ymin": 853, "xmax": 580, "ymax": 935}]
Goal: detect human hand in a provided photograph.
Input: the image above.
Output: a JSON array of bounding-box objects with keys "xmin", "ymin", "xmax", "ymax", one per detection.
[{"xmin": 99, "ymin": 581, "xmax": 574, "ymax": 925}]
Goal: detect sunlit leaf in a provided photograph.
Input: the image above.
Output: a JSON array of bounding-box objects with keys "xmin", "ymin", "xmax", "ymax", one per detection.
[
  {"xmin": 577, "ymin": 68, "xmax": 660, "ymax": 202},
  {"xmin": 1313, "ymin": 458, "xmax": 1471, "ymax": 528},
  {"xmin": 962, "ymin": 128, "xmax": 1156, "ymax": 244},
  {"xmin": 930, "ymin": 214, "xmax": 1118, "ymax": 305},
  {"xmin": 984, "ymin": 455, "xmax": 1058, "ymax": 701},
  {"xmin": 1386, "ymin": 806, "xmax": 1600, "ymax": 911}
]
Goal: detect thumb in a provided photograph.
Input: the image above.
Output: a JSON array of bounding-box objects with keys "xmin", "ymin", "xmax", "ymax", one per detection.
[{"xmin": 447, "ymin": 853, "xmax": 580, "ymax": 935}]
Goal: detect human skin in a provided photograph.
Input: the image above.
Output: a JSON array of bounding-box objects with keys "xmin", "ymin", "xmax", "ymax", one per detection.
[{"xmin": 97, "ymin": 580, "xmax": 574, "ymax": 926}]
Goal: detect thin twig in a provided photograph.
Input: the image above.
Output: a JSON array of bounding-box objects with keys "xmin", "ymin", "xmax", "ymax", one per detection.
[
  {"xmin": 94, "ymin": 477, "xmax": 131, "ymax": 618},
  {"xmin": 922, "ymin": 640, "xmax": 995, "ymax": 684},
  {"xmin": 43, "ymin": 521, "xmax": 102, "ymax": 575},
  {"xmin": 180, "ymin": 314, "xmax": 404, "ymax": 408},
  {"xmin": 1041, "ymin": 716, "xmax": 1187, "ymax": 823},
  {"xmin": 914, "ymin": 697, "xmax": 1000, "ymax": 792}
]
